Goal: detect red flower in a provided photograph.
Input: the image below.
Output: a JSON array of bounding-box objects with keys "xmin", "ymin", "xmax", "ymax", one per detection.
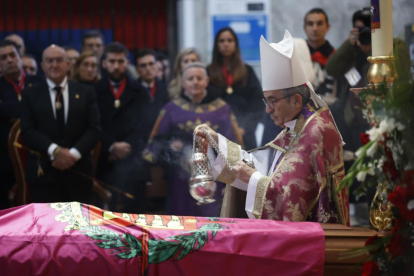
[
  {"xmin": 392, "ymin": 218, "xmax": 405, "ymax": 233},
  {"xmin": 362, "ymin": 261, "xmax": 381, "ymax": 276},
  {"xmin": 388, "ymin": 185, "xmax": 414, "ymax": 221},
  {"xmin": 406, "ymin": 182, "xmax": 414, "ymax": 197},
  {"xmin": 388, "ymin": 186, "xmax": 407, "ymax": 210},
  {"xmin": 365, "ymin": 234, "xmax": 379, "ymax": 246},
  {"xmin": 360, "ymin": 133, "xmax": 370, "ymax": 145},
  {"xmin": 386, "ymin": 234, "xmax": 410, "ymax": 258},
  {"xmin": 382, "ymin": 146, "xmax": 399, "ymax": 180},
  {"xmin": 402, "ymin": 171, "xmax": 414, "ymax": 186}
]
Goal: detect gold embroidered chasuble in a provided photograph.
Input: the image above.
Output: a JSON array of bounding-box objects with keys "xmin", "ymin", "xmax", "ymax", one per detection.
[{"xmin": 217, "ymin": 102, "xmax": 350, "ymax": 225}]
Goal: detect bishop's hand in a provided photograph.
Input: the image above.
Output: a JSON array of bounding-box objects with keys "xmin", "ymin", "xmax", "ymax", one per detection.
[
  {"xmin": 232, "ymin": 160, "xmax": 257, "ymax": 184},
  {"xmin": 194, "ymin": 124, "xmax": 218, "ymax": 148}
]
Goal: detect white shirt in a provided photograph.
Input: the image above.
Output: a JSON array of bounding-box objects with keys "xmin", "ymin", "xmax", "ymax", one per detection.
[
  {"xmin": 208, "ymin": 119, "xmax": 297, "ymax": 219},
  {"xmin": 109, "ymin": 79, "xmax": 124, "ymax": 94},
  {"xmin": 140, "ymin": 80, "xmax": 155, "ymax": 89},
  {"xmin": 46, "ymin": 77, "xmax": 81, "ymax": 161}
]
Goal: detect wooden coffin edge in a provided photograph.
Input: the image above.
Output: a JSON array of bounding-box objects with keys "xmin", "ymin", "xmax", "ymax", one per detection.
[{"xmin": 322, "ymin": 223, "xmax": 381, "ymax": 276}]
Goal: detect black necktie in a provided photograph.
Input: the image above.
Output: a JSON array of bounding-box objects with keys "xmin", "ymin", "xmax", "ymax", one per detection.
[{"xmin": 54, "ymin": 86, "xmax": 65, "ymax": 133}]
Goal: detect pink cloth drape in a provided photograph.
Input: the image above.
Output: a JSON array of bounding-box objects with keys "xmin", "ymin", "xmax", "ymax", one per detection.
[{"xmin": 0, "ymin": 203, "xmax": 325, "ymax": 275}]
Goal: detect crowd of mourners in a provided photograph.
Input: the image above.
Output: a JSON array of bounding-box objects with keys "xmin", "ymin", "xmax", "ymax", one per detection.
[{"xmin": 0, "ymin": 7, "xmax": 410, "ymax": 221}]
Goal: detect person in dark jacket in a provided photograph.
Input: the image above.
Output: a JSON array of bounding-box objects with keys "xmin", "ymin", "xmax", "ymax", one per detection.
[
  {"xmin": 207, "ymin": 27, "xmax": 263, "ymax": 150},
  {"xmin": 95, "ymin": 42, "xmax": 149, "ymax": 213},
  {"xmin": 0, "ymin": 40, "xmax": 42, "ymax": 209},
  {"xmin": 20, "ymin": 45, "xmax": 101, "ymax": 204},
  {"xmin": 135, "ymin": 48, "xmax": 169, "ymax": 141},
  {"xmin": 70, "ymin": 51, "xmax": 100, "ymax": 85}
]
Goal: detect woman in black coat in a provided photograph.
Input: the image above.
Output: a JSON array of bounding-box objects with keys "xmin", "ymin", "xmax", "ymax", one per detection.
[{"xmin": 207, "ymin": 27, "xmax": 263, "ymax": 150}]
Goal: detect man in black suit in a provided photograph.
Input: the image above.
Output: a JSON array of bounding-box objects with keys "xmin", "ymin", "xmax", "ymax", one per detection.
[
  {"xmin": 0, "ymin": 40, "xmax": 41, "ymax": 209},
  {"xmin": 95, "ymin": 42, "xmax": 149, "ymax": 212},
  {"xmin": 135, "ymin": 49, "xmax": 169, "ymax": 140},
  {"xmin": 20, "ymin": 45, "xmax": 101, "ymax": 204}
]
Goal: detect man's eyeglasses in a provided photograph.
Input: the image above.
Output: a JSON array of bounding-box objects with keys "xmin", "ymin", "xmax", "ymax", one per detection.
[
  {"xmin": 44, "ymin": 57, "xmax": 65, "ymax": 65},
  {"xmin": 262, "ymin": 95, "xmax": 292, "ymax": 109},
  {"xmin": 138, "ymin": 62, "xmax": 155, "ymax": 69}
]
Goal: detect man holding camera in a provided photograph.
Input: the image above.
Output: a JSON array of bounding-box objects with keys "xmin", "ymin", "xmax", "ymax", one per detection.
[
  {"xmin": 325, "ymin": 8, "xmax": 372, "ymax": 225},
  {"xmin": 326, "ymin": 8, "xmax": 371, "ymax": 104},
  {"xmin": 326, "ymin": 8, "xmax": 372, "ymax": 163}
]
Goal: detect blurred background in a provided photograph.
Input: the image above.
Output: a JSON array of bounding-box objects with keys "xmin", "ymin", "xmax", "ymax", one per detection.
[{"xmin": 1, "ymin": 0, "xmax": 413, "ymax": 77}]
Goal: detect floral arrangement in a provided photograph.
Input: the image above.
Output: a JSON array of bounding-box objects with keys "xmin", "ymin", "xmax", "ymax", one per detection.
[{"xmin": 338, "ymin": 54, "xmax": 414, "ymax": 275}]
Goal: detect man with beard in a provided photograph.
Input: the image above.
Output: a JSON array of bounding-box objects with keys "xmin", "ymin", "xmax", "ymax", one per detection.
[
  {"xmin": 82, "ymin": 30, "xmax": 138, "ymax": 80},
  {"xmin": 95, "ymin": 42, "xmax": 149, "ymax": 212},
  {"xmin": 20, "ymin": 45, "xmax": 101, "ymax": 204},
  {"xmin": 0, "ymin": 40, "xmax": 41, "ymax": 209}
]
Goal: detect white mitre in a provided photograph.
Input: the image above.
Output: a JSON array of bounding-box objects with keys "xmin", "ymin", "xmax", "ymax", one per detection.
[
  {"xmin": 260, "ymin": 30, "xmax": 344, "ymax": 144},
  {"xmin": 260, "ymin": 30, "xmax": 326, "ymax": 108}
]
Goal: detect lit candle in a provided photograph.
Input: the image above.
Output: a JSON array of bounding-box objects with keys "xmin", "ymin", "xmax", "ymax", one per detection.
[{"xmin": 371, "ymin": 0, "xmax": 393, "ymax": 57}]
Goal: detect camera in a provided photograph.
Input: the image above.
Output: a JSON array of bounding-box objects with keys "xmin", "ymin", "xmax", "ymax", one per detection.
[
  {"xmin": 353, "ymin": 7, "xmax": 372, "ymax": 45},
  {"xmin": 358, "ymin": 27, "xmax": 371, "ymax": 45}
]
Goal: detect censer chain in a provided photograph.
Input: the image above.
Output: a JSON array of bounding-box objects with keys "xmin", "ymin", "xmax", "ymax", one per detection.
[{"xmin": 193, "ymin": 127, "xmax": 233, "ymax": 172}]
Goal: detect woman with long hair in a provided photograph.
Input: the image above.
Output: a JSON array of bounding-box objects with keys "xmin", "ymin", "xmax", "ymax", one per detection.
[
  {"xmin": 167, "ymin": 47, "xmax": 200, "ymax": 100},
  {"xmin": 208, "ymin": 27, "xmax": 263, "ymax": 150},
  {"xmin": 70, "ymin": 51, "xmax": 100, "ymax": 85}
]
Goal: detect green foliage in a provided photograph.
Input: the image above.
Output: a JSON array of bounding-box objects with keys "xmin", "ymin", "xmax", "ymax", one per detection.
[
  {"xmin": 338, "ymin": 45, "xmax": 414, "ymax": 275},
  {"xmin": 338, "ymin": 72, "xmax": 414, "ymax": 197},
  {"xmin": 83, "ymin": 221, "xmax": 227, "ymax": 263}
]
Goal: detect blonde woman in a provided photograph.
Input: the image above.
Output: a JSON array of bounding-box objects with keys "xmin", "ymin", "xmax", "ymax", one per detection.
[
  {"xmin": 167, "ymin": 47, "xmax": 200, "ymax": 100},
  {"xmin": 71, "ymin": 51, "xmax": 100, "ymax": 85}
]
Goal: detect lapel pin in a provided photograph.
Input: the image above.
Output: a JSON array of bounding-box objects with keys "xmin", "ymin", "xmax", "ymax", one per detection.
[{"xmin": 75, "ymin": 94, "xmax": 80, "ymax": 99}]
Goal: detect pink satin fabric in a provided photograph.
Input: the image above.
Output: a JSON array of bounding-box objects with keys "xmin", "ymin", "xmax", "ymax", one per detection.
[{"xmin": 0, "ymin": 203, "xmax": 325, "ymax": 275}]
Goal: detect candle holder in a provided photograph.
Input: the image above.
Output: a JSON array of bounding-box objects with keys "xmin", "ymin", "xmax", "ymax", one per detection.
[
  {"xmin": 367, "ymin": 55, "xmax": 397, "ymax": 88},
  {"xmin": 369, "ymin": 181, "xmax": 393, "ymax": 233}
]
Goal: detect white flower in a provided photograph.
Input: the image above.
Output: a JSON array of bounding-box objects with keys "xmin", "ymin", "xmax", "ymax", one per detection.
[
  {"xmin": 366, "ymin": 141, "xmax": 379, "ymax": 157},
  {"xmin": 408, "ymin": 200, "xmax": 414, "ymax": 211},
  {"xmin": 356, "ymin": 171, "xmax": 367, "ymax": 182},
  {"xmin": 367, "ymin": 126, "xmax": 382, "ymax": 141},
  {"xmin": 355, "ymin": 147, "xmax": 365, "ymax": 158},
  {"xmin": 379, "ymin": 118, "xmax": 396, "ymax": 134},
  {"xmin": 367, "ymin": 167, "xmax": 375, "ymax": 176},
  {"xmin": 396, "ymin": 122, "xmax": 405, "ymax": 131},
  {"xmin": 377, "ymin": 158, "xmax": 384, "ymax": 170}
]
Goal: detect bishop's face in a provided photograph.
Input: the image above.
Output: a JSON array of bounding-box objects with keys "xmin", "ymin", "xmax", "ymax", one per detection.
[{"xmin": 263, "ymin": 90, "xmax": 299, "ymax": 128}]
